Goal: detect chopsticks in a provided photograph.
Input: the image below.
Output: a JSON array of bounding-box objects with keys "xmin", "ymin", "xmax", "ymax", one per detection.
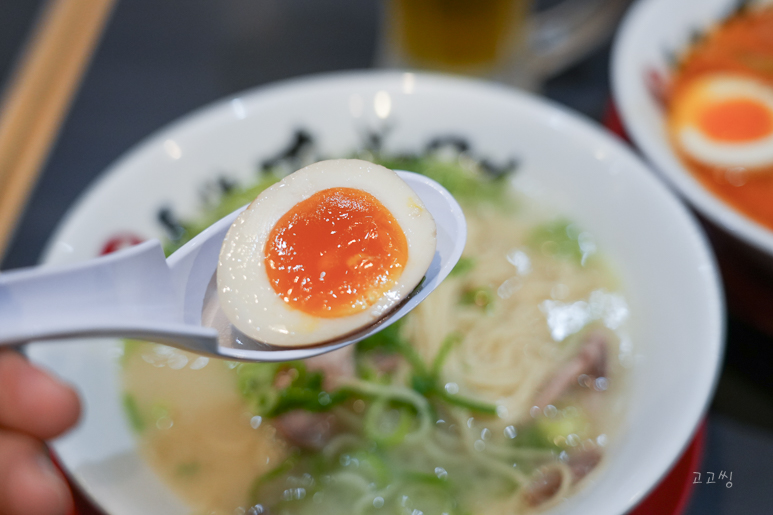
[{"xmin": 0, "ymin": 0, "xmax": 116, "ymax": 261}]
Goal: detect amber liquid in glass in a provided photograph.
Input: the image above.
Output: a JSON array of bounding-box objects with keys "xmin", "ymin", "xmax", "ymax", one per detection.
[{"xmin": 390, "ymin": 0, "xmax": 531, "ymax": 70}]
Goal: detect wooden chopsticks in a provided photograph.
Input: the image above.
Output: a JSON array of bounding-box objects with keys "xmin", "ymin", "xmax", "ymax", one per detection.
[{"xmin": 0, "ymin": 0, "xmax": 116, "ymax": 261}]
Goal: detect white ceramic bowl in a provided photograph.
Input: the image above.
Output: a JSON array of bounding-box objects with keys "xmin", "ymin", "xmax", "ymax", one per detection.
[
  {"xmin": 28, "ymin": 71, "xmax": 722, "ymax": 515},
  {"xmin": 612, "ymin": 0, "xmax": 773, "ymax": 259}
]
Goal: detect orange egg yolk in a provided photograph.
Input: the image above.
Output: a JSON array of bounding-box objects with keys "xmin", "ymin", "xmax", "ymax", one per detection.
[
  {"xmin": 265, "ymin": 187, "xmax": 408, "ymax": 318},
  {"xmin": 699, "ymin": 98, "xmax": 773, "ymax": 142}
]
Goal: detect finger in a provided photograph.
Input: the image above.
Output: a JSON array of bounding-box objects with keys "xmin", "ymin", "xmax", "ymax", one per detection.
[
  {"xmin": 0, "ymin": 350, "xmax": 81, "ymax": 439},
  {"xmin": 0, "ymin": 430, "xmax": 73, "ymax": 515}
]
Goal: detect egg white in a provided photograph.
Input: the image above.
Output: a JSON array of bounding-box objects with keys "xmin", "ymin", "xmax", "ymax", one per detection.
[
  {"xmin": 674, "ymin": 74, "xmax": 773, "ymax": 169},
  {"xmin": 217, "ymin": 159, "xmax": 437, "ymax": 347}
]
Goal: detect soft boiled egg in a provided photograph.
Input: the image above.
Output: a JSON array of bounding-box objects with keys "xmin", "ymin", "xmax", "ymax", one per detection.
[
  {"xmin": 669, "ymin": 74, "xmax": 773, "ymax": 170},
  {"xmin": 217, "ymin": 159, "xmax": 437, "ymax": 347}
]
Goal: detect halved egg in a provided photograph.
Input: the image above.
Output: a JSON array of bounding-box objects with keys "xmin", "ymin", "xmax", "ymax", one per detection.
[
  {"xmin": 669, "ymin": 74, "xmax": 773, "ymax": 170},
  {"xmin": 217, "ymin": 159, "xmax": 437, "ymax": 347}
]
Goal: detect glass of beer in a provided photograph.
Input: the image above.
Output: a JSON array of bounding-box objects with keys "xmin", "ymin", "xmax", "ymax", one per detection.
[{"xmin": 377, "ymin": 0, "xmax": 633, "ymax": 89}]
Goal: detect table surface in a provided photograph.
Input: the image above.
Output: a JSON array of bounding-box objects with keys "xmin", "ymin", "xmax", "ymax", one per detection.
[{"xmin": 2, "ymin": 1, "xmax": 773, "ymax": 514}]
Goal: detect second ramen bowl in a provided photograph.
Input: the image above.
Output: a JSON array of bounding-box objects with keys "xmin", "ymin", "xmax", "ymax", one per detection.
[{"xmin": 612, "ymin": 0, "xmax": 773, "ymax": 265}]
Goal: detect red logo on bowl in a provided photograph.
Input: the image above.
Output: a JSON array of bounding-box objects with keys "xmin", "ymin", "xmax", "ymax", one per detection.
[{"xmin": 99, "ymin": 233, "xmax": 144, "ymax": 255}]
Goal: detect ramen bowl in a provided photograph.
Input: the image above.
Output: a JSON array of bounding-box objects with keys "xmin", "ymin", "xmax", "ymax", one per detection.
[
  {"xmin": 612, "ymin": 0, "xmax": 773, "ymax": 263},
  {"xmin": 28, "ymin": 71, "xmax": 722, "ymax": 515}
]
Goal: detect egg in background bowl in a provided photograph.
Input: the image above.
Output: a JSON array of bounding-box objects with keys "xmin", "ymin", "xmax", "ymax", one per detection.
[
  {"xmin": 613, "ymin": 0, "xmax": 773, "ymax": 261},
  {"xmin": 669, "ymin": 74, "xmax": 773, "ymax": 171}
]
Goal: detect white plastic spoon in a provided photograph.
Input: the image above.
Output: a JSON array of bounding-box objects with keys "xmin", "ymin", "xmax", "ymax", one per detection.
[{"xmin": 0, "ymin": 171, "xmax": 466, "ymax": 362}]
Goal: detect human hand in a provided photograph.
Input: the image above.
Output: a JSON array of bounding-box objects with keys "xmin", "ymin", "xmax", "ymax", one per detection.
[{"xmin": 0, "ymin": 349, "xmax": 81, "ymax": 515}]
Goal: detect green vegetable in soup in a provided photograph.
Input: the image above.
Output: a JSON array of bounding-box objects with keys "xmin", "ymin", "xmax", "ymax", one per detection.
[
  {"xmin": 460, "ymin": 286, "xmax": 495, "ymax": 310},
  {"xmin": 449, "ymin": 256, "xmax": 475, "ymax": 277},
  {"xmin": 237, "ymin": 362, "xmax": 350, "ymax": 418},
  {"xmin": 122, "ymin": 393, "xmax": 145, "ymax": 433},
  {"xmin": 175, "ymin": 461, "xmax": 201, "ymax": 478},
  {"xmin": 371, "ymin": 154, "xmax": 513, "ymax": 206},
  {"xmin": 528, "ymin": 218, "xmax": 594, "ymax": 266}
]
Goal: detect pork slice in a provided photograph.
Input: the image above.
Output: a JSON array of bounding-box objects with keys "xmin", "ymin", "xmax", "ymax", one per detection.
[
  {"xmin": 369, "ymin": 351, "xmax": 402, "ymax": 375},
  {"xmin": 522, "ymin": 467, "xmax": 563, "ymax": 507},
  {"xmin": 567, "ymin": 448, "xmax": 602, "ymax": 484},
  {"xmin": 533, "ymin": 330, "xmax": 608, "ymax": 409},
  {"xmin": 305, "ymin": 344, "xmax": 355, "ymax": 391},
  {"xmin": 272, "ymin": 410, "xmax": 338, "ymax": 451}
]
